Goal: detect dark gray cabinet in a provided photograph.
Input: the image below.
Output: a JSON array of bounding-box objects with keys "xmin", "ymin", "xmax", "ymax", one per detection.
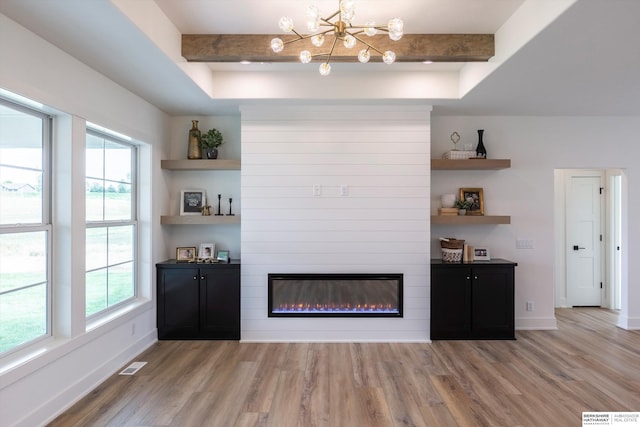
[
  {"xmin": 431, "ymin": 259, "xmax": 516, "ymax": 340},
  {"xmin": 157, "ymin": 260, "xmax": 240, "ymax": 340}
]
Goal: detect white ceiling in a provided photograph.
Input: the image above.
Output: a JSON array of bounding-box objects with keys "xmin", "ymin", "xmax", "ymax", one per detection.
[{"xmin": 1, "ymin": 0, "xmax": 639, "ymax": 117}]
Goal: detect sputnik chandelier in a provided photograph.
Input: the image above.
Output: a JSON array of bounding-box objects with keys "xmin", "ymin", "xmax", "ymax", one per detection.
[{"xmin": 270, "ymin": 0, "xmax": 404, "ymax": 76}]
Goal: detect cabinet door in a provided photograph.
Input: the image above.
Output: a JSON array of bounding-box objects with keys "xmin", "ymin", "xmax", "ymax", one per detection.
[
  {"xmin": 200, "ymin": 266, "xmax": 240, "ymax": 339},
  {"xmin": 157, "ymin": 267, "xmax": 200, "ymax": 339},
  {"xmin": 471, "ymin": 266, "xmax": 514, "ymax": 339},
  {"xmin": 431, "ymin": 266, "xmax": 471, "ymax": 339}
]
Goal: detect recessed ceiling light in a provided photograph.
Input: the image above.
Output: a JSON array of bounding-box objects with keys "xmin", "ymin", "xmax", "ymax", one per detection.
[
  {"xmin": 240, "ymin": 60, "xmax": 251, "ymax": 65},
  {"xmin": 423, "ymin": 60, "xmax": 433, "ymax": 64}
]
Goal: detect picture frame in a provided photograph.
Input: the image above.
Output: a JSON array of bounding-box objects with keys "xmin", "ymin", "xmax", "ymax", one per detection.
[
  {"xmin": 459, "ymin": 187, "xmax": 484, "ymax": 216},
  {"xmin": 216, "ymin": 250, "xmax": 229, "ymax": 263},
  {"xmin": 474, "ymin": 248, "xmax": 491, "ymax": 261},
  {"xmin": 180, "ymin": 189, "xmax": 206, "ymax": 215},
  {"xmin": 199, "ymin": 243, "xmax": 215, "ymax": 259},
  {"xmin": 176, "ymin": 246, "xmax": 196, "ymax": 262}
]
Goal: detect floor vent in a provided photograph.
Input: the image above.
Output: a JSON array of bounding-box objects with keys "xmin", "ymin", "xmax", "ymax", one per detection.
[{"xmin": 119, "ymin": 361, "xmax": 147, "ymax": 376}]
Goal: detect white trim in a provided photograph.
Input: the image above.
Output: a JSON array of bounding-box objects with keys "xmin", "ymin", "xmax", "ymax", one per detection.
[{"xmin": 515, "ymin": 317, "xmax": 558, "ymax": 330}]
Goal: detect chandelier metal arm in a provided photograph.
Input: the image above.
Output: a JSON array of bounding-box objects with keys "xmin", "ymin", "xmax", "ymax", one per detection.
[
  {"xmin": 282, "ymin": 28, "xmax": 334, "ymax": 46},
  {"xmin": 350, "ymin": 33, "xmax": 384, "ymax": 56},
  {"xmin": 325, "ymin": 35, "xmax": 340, "ymax": 64}
]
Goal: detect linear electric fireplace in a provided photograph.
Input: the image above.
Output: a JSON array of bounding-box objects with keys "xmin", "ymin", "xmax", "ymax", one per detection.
[{"xmin": 268, "ymin": 273, "xmax": 403, "ymax": 317}]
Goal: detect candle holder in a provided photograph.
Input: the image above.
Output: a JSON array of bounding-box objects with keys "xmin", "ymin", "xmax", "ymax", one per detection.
[
  {"xmin": 215, "ymin": 194, "xmax": 224, "ymax": 216},
  {"xmin": 227, "ymin": 197, "xmax": 235, "ymax": 216}
]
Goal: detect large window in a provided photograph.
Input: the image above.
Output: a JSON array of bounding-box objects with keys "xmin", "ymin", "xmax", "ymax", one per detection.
[
  {"xmin": 0, "ymin": 99, "xmax": 51, "ymax": 355},
  {"xmin": 85, "ymin": 129, "xmax": 136, "ymax": 317}
]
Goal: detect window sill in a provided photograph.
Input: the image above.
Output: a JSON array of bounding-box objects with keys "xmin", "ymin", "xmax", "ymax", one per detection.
[{"xmin": 0, "ymin": 298, "xmax": 153, "ymax": 389}]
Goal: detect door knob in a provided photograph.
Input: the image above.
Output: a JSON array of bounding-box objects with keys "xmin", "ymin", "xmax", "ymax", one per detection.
[{"xmin": 573, "ymin": 245, "xmax": 586, "ymax": 250}]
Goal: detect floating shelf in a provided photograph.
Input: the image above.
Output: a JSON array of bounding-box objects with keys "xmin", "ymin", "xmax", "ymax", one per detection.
[
  {"xmin": 161, "ymin": 159, "xmax": 241, "ymax": 170},
  {"xmin": 431, "ymin": 215, "xmax": 511, "ymax": 225},
  {"xmin": 431, "ymin": 159, "xmax": 511, "ymax": 170},
  {"xmin": 161, "ymin": 215, "xmax": 241, "ymax": 225}
]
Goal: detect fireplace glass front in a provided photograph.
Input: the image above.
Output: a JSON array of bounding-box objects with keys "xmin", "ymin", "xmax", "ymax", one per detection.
[{"xmin": 268, "ymin": 273, "xmax": 403, "ymax": 317}]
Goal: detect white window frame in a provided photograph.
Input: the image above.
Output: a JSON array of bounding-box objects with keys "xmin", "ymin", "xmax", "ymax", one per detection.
[
  {"xmin": 0, "ymin": 97, "xmax": 52, "ymax": 355},
  {"xmin": 85, "ymin": 128, "xmax": 138, "ymax": 319}
]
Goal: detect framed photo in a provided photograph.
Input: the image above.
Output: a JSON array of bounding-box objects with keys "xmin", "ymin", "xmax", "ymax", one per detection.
[
  {"xmin": 180, "ymin": 189, "xmax": 206, "ymax": 215},
  {"xmin": 176, "ymin": 246, "xmax": 196, "ymax": 262},
  {"xmin": 474, "ymin": 248, "xmax": 491, "ymax": 261},
  {"xmin": 216, "ymin": 250, "xmax": 229, "ymax": 263},
  {"xmin": 459, "ymin": 187, "xmax": 484, "ymax": 216},
  {"xmin": 199, "ymin": 243, "xmax": 215, "ymax": 259}
]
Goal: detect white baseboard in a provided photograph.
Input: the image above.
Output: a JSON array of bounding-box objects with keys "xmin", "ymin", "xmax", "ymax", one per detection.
[
  {"xmin": 616, "ymin": 315, "xmax": 640, "ymax": 330},
  {"xmin": 515, "ymin": 317, "xmax": 558, "ymax": 330}
]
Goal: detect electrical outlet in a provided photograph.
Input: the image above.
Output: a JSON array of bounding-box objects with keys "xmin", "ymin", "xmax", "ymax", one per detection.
[
  {"xmin": 526, "ymin": 301, "xmax": 534, "ymax": 312},
  {"xmin": 517, "ymin": 239, "xmax": 534, "ymax": 249},
  {"xmin": 313, "ymin": 184, "xmax": 321, "ymax": 197},
  {"xmin": 340, "ymin": 185, "xmax": 349, "ymax": 197}
]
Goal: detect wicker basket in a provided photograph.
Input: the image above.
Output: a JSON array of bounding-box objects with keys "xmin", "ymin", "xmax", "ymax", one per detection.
[
  {"xmin": 440, "ymin": 238, "xmax": 465, "ymax": 262},
  {"xmin": 443, "ymin": 150, "xmax": 476, "ymax": 160}
]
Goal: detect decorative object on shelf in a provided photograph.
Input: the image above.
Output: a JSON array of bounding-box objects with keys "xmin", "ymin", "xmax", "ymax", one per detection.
[
  {"xmin": 176, "ymin": 246, "xmax": 197, "ymax": 263},
  {"xmin": 187, "ymin": 120, "xmax": 202, "ymax": 160},
  {"xmin": 215, "ymin": 194, "xmax": 224, "ymax": 216},
  {"xmin": 463, "ymin": 244, "xmax": 475, "ymax": 262},
  {"xmin": 180, "ymin": 189, "xmax": 206, "ymax": 215},
  {"xmin": 475, "ymin": 129, "xmax": 487, "ymax": 159},
  {"xmin": 474, "ymin": 247, "xmax": 491, "ymax": 261},
  {"xmin": 201, "ymin": 205, "xmax": 211, "ymax": 216},
  {"xmin": 227, "ymin": 197, "xmax": 235, "ymax": 216},
  {"xmin": 459, "ymin": 187, "xmax": 484, "ymax": 216},
  {"xmin": 450, "ymin": 131, "xmax": 460, "ymax": 150},
  {"xmin": 454, "ymin": 199, "xmax": 471, "ymax": 216},
  {"xmin": 439, "ymin": 237, "xmax": 465, "ymax": 263},
  {"xmin": 438, "ymin": 207, "xmax": 458, "ymax": 216},
  {"xmin": 216, "ymin": 250, "xmax": 229, "ymax": 263},
  {"xmin": 200, "ymin": 128, "xmax": 224, "ymax": 159},
  {"xmin": 271, "ymin": 1, "xmax": 403, "ymax": 76},
  {"xmin": 198, "ymin": 243, "xmax": 215, "ymax": 259},
  {"xmin": 441, "ymin": 193, "xmax": 456, "ymax": 208}
]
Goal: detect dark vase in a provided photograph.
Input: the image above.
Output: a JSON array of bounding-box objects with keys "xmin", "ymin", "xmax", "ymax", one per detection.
[
  {"xmin": 476, "ymin": 129, "xmax": 487, "ymax": 158},
  {"xmin": 187, "ymin": 120, "xmax": 202, "ymax": 159},
  {"xmin": 205, "ymin": 147, "xmax": 218, "ymax": 159}
]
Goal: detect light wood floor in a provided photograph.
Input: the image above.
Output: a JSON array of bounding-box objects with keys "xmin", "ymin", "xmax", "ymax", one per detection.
[{"xmin": 49, "ymin": 308, "xmax": 640, "ymax": 427}]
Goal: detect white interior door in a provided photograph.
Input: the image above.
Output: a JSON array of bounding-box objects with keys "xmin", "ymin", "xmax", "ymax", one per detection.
[{"xmin": 567, "ymin": 171, "xmax": 603, "ymax": 307}]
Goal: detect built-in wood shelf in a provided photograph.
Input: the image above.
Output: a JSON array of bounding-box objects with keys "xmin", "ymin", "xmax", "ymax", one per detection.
[
  {"xmin": 161, "ymin": 159, "xmax": 241, "ymax": 170},
  {"xmin": 431, "ymin": 215, "xmax": 511, "ymax": 225},
  {"xmin": 161, "ymin": 215, "xmax": 241, "ymax": 225},
  {"xmin": 431, "ymin": 159, "xmax": 511, "ymax": 170}
]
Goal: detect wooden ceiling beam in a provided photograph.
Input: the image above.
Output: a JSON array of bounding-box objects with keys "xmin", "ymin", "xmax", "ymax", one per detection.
[{"xmin": 182, "ymin": 34, "xmax": 494, "ymax": 63}]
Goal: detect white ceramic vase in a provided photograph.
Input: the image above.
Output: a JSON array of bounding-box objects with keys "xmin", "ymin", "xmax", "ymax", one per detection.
[{"xmin": 441, "ymin": 194, "xmax": 456, "ymax": 208}]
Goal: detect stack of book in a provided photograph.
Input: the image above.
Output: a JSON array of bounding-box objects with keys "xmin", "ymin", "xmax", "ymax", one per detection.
[{"xmin": 438, "ymin": 207, "xmax": 458, "ymax": 216}]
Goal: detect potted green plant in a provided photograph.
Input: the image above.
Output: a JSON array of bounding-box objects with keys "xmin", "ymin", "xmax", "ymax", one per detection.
[
  {"xmin": 200, "ymin": 128, "xmax": 224, "ymax": 159},
  {"xmin": 455, "ymin": 199, "xmax": 471, "ymax": 215}
]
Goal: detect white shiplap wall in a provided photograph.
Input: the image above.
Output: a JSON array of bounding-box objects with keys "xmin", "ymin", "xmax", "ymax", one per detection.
[{"xmin": 240, "ymin": 105, "xmax": 432, "ymax": 341}]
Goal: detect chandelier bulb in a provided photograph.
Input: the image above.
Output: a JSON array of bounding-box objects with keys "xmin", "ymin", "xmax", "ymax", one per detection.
[
  {"xmin": 364, "ymin": 21, "xmax": 377, "ymax": 37},
  {"xmin": 383, "ymin": 51, "xmax": 396, "ymax": 65},
  {"xmin": 343, "ymin": 34, "xmax": 356, "ymax": 49},
  {"xmin": 358, "ymin": 49, "xmax": 371, "ymax": 63},
  {"xmin": 319, "ymin": 62, "xmax": 331, "ymax": 76},
  {"xmin": 388, "ymin": 18, "xmax": 403, "ymax": 33},
  {"xmin": 311, "ymin": 34, "xmax": 325, "ymax": 47},
  {"xmin": 271, "ymin": 38, "xmax": 284, "ymax": 53},
  {"xmin": 279, "ymin": 16, "xmax": 294, "ymax": 33},
  {"xmin": 300, "ymin": 50, "xmax": 312, "ymax": 64},
  {"xmin": 389, "ymin": 30, "xmax": 403, "ymax": 41}
]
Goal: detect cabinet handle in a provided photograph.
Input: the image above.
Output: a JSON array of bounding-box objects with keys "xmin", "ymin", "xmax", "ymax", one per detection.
[
  {"xmin": 201, "ymin": 275, "xmax": 206, "ymax": 280},
  {"xmin": 466, "ymin": 276, "xmax": 471, "ymax": 280},
  {"xmin": 193, "ymin": 275, "xmax": 198, "ymax": 280},
  {"xmin": 474, "ymin": 275, "xmax": 478, "ymax": 280}
]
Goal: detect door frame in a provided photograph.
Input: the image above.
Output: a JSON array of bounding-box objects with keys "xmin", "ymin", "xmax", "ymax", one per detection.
[{"xmin": 554, "ymin": 168, "xmax": 630, "ymax": 327}]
